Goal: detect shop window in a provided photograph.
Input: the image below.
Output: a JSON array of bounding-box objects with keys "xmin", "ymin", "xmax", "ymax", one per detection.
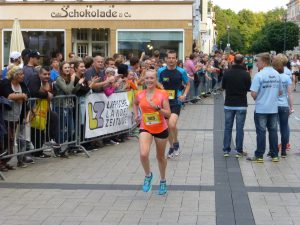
[
  {"xmin": 117, "ymin": 30, "xmax": 184, "ymax": 60},
  {"xmin": 3, "ymin": 30, "xmax": 64, "ymax": 66}
]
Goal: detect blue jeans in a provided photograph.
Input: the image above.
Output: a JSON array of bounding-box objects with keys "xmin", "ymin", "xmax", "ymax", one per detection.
[
  {"xmin": 254, "ymin": 113, "xmax": 278, "ymax": 158},
  {"xmin": 223, "ymin": 109, "xmax": 247, "ymax": 152},
  {"xmin": 54, "ymin": 107, "xmax": 74, "ymax": 143},
  {"xmin": 278, "ymin": 106, "xmax": 290, "ymax": 152}
]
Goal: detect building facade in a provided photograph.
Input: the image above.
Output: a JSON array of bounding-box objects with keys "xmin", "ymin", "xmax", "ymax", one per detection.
[
  {"xmin": 287, "ymin": 0, "xmax": 300, "ymax": 26},
  {"xmin": 0, "ymin": 1, "xmax": 193, "ymax": 68},
  {"xmin": 287, "ymin": 0, "xmax": 300, "ymax": 50},
  {"xmin": 192, "ymin": 0, "xmax": 217, "ymax": 54}
]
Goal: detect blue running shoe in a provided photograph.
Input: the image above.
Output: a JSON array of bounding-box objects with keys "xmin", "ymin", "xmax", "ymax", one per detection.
[
  {"xmin": 142, "ymin": 172, "xmax": 153, "ymax": 192},
  {"xmin": 158, "ymin": 180, "xmax": 167, "ymax": 195}
]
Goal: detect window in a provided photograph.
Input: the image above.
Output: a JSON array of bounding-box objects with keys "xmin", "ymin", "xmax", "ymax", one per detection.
[
  {"xmin": 117, "ymin": 30, "xmax": 184, "ymax": 60},
  {"xmin": 72, "ymin": 28, "xmax": 109, "ymax": 57},
  {"xmin": 3, "ymin": 30, "xmax": 64, "ymax": 66},
  {"xmin": 77, "ymin": 29, "xmax": 88, "ymax": 41}
]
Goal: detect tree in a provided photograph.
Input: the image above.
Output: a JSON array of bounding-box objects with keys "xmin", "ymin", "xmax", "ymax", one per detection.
[
  {"xmin": 251, "ymin": 21, "xmax": 299, "ymax": 53},
  {"xmin": 214, "ymin": 5, "xmax": 289, "ymax": 53},
  {"xmin": 219, "ymin": 29, "xmax": 244, "ymax": 52}
]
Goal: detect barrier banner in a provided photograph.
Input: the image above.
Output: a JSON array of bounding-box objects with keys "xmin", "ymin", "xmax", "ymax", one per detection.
[{"xmin": 85, "ymin": 91, "xmax": 136, "ymax": 138}]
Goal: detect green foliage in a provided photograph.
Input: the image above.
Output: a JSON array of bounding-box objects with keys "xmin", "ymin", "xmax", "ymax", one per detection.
[
  {"xmin": 214, "ymin": 6, "xmax": 298, "ymax": 53},
  {"xmin": 252, "ymin": 21, "xmax": 299, "ymax": 53},
  {"xmin": 219, "ymin": 29, "xmax": 243, "ymax": 51}
]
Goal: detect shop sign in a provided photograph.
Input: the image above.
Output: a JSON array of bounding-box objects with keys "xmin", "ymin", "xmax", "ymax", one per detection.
[
  {"xmin": 50, "ymin": 5, "xmax": 131, "ymax": 19},
  {"xmin": 0, "ymin": 4, "xmax": 192, "ymax": 20}
]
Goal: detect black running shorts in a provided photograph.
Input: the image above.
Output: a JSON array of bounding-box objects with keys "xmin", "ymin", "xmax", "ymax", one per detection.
[{"xmin": 139, "ymin": 129, "xmax": 169, "ymax": 139}]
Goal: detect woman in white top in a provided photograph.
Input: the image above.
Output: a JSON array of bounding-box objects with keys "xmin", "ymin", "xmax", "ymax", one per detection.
[{"xmin": 291, "ymin": 55, "xmax": 300, "ymax": 91}]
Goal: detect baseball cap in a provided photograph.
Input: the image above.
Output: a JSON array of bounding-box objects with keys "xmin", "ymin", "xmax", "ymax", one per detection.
[
  {"xmin": 29, "ymin": 50, "xmax": 41, "ymax": 58},
  {"xmin": 21, "ymin": 48, "xmax": 31, "ymax": 58},
  {"xmin": 9, "ymin": 51, "xmax": 21, "ymax": 60}
]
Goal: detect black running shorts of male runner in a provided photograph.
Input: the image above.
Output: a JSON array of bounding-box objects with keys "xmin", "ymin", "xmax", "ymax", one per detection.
[
  {"xmin": 139, "ymin": 129, "xmax": 169, "ymax": 139},
  {"xmin": 170, "ymin": 104, "xmax": 181, "ymax": 116}
]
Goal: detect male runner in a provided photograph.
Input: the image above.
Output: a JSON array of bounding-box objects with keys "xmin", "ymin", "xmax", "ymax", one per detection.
[{"xmin": 158, "ymin": 50, "xmax": 190, "ymax": 158}]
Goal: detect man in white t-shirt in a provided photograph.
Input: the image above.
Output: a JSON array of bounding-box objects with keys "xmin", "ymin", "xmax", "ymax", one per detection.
[{"xmin": 247, "ymin": 53, "xmax": 282, "ymax": 163}]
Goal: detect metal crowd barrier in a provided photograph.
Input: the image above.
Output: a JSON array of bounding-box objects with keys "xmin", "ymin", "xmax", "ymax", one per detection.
[{"xmin": 0, "ymin": 91, "xmax": 138, "ymax": 180}]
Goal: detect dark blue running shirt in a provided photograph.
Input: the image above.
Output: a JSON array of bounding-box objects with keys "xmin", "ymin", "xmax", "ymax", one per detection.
[{"xmin": 157, "ymin": 66, "xmax": 189, "ymax": 105}]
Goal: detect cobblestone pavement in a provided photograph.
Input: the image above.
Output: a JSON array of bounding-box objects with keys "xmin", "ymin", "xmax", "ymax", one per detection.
[{"xmin": 1, "ymin": 85, "xmax": 300, "ymax": 225}]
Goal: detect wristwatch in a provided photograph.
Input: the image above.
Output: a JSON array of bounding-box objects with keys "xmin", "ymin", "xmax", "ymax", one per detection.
[{"xmin": 156, "ymin": 105, "xmax": 161, "ymax": 111}]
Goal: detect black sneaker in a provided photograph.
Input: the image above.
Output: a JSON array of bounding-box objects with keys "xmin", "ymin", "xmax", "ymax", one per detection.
[
  {"xmin": 167, "ymin": 148, "xmax": 174, "ymax": 159},
  {"xmin": 281, "ymin": 151, "xmax": 287, "ymax": 158},
  {"xmin": 23, "ymin": 156, "xmax": 35, "ymax": 164},
  {"xmin": 267, "ymin": 151, "xmax": 272, "ymax": 158}
]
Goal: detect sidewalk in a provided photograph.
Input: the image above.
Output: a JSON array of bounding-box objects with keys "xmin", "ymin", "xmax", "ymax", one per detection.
[{"xmin": 0, "ymin": 89, "xmax": 300, "ymax": 225}]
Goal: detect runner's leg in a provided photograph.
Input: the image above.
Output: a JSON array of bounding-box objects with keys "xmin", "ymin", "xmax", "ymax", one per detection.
[
  {"xmin": 168, "ymin": 113, "xmax": 179, "ymax": 146},
  {"xmin": 154, "ymin": 137, "xmax": 168, "ymax": 180},
  {"xmin": 139, "ymin": 131, "xmax": 153, "ymax": 176}
]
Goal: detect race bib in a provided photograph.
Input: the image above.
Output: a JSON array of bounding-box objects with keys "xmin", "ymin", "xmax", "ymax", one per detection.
[
  {"xmin": 143, "ymin": 112, "xmax": 161, "ymax": 125},
  {"xmin": 166, "ymin": 90, "xmax": 175, "ymax": 100}
]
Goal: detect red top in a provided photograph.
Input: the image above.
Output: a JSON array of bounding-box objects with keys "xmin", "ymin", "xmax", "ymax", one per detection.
[{"xmin": 135, "ymin": 88, "xmax": 169, "ymax": 134}]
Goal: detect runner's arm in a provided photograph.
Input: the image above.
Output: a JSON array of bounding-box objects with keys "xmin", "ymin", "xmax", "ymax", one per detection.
[
  {"xmin": 159, "ymin": 98, "xmax": 171, "ymax": 119},
  {"xmin": 287, "ymin": 84, "xmax": 294, "ymax": 112}
]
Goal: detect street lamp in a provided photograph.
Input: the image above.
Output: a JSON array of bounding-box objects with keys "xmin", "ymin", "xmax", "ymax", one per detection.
[
  {"xmin": 227, "ymin": 25, "xmax": 230, "ymax": 46},
  {"xmin": 220, "ymin": 41, "xmax": 222, "ymax": 51},
  {"xmin": 224, "ymin": 25, "xmax": 231, "ymax": 53},
  {"xmin": 284, "ymin": 13, "xmax": 287, "ymax": 53}
]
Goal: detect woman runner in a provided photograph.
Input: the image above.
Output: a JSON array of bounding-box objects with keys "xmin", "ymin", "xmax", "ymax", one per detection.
[{"xmin": 133, "ymin": 69, "xmax": 171, "ymax": 195}]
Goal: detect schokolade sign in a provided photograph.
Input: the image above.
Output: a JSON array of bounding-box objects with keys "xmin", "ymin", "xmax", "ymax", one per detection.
[{"xmin": 50, "ymin": 5, "xmax": 131, "ymax": 18}]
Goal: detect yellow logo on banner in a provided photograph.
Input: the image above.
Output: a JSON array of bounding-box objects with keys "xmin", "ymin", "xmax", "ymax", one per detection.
[
  {"xmin": 166, "ymin": 90, "xmax": 175, "ymax": 100},
  {"xmin": 143, "ymin": 112, "xmax": 161, "ymax": 125}
]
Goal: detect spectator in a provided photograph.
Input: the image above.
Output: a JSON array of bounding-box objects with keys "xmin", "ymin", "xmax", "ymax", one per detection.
[
  {"xmin": 1, "ymin": 51, "xmax": 22, "ymax": 79},
  {"xmin": 50, "ymin": 58, "xmax": 60, "ymax": 81},
  {"xmin": 28, "ymin": 66, "xmax": 62, "ymax": 157},
  {"xmin": 85, "ymin": 56, "xmax": 114, "ymax": 92},
  {"xmin": 69, "ymin": 61, "xmax": 76, "ymax": 76},
  {"xmin": 129, "ymin": 56, "xmax": 140, "ymax": 79},
  {"xmin": 56, "ymin": 52, "xmax": 63, "ymax": 62},
  {"xmin": 115, "ymin": 64, "xmax": 129, "ymax": 92},
  {"xmin": 272, "ymin": 54, "xmax": 294, "ymax": 157},
  {"xmin": 1, "ymin": 66, "xmax": 29, "ymax": 170},
  {"xmin": 21, "ymin": 48, "xmax": 31, "ymax": 67},
  {"xmin": 248, "ymin": 53, "xmax": 282, "ymax": 163},
  {"xmin": 222, "ymin": 54, "xmax": 251, "ymax": 158},
  {"xmin": 23, "ymin": 50, "xmax": 40, "ymax": 86},
  {"xmin": 105, "ymin": 58, "xmax": 116, "ymax": 69},
  {"xmin": 54, "ymin": 62, "xmax": 76, "ymax": 144},
  {"xmin": 83, "ymin": 56, "xmax": 93, "ymax": 69},
  {"xmin": 72, "ymin": 61, "xmax": 93, "ymax": 141},
  {"xmin": 103, "ymin": 67, "xmax": 118, "ymax": 96},
  {"xmin": 126, "ymin": 71, "xmax": 138, "ymax": 91},
  {"xmin": 85, "ymin": 56, "xmax": 105, "ymax": 92},
  {"xmin": 68, "ymin": 52, "xmax": 75, "ymax": 61}
]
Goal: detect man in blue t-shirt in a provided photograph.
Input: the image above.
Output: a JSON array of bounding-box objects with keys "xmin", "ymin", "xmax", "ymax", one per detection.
[
  {"xmin": 157, "ymin": 50, "xmax": 190, "ymax": 158},
  {"xmin": 248, "ymin": 53, "xmax": 282, "ymax": 163}
]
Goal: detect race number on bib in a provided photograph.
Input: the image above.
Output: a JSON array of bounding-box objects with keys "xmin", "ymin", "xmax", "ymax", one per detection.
[
  {"xmin": 166, "ymin": 90, "xmax": 175, "ymax": 100},
  {"xmin": 143, "ymin": 112, "xmax": 161, "ymax": 125}
]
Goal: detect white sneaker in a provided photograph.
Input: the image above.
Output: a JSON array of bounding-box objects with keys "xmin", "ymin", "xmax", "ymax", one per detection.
[
  {"xmin": 174, "ymin": 149, "xmax": 180, "ymax": 156},
  {"xmin": 167, "ymin": 148, "xmax": 174, "ymax": 158}
]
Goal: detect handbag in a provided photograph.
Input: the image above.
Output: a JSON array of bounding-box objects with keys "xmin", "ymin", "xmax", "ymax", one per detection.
[{"xmin": 30, "ymin": 99, "xmax": 49, "ymax": 131}]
